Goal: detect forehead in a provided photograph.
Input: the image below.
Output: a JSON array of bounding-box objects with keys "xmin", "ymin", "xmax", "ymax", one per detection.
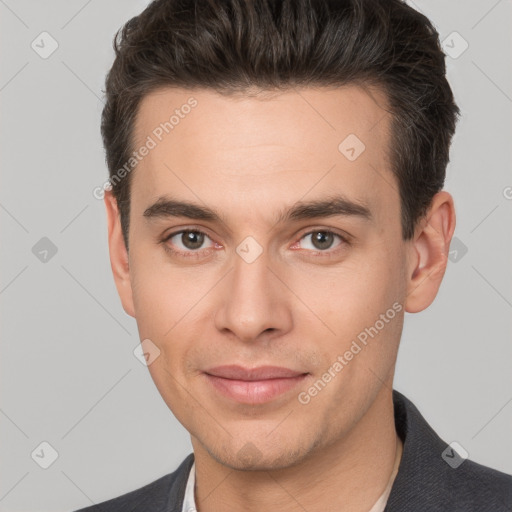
[{"xmin": 130, "ymin": 85, "xmax": 397, "ymax": 228}]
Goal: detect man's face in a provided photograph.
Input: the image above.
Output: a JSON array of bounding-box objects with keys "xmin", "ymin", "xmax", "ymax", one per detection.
[{"xmin": 120, "ymin": 86, "xmax": 412, "ymax": 470}]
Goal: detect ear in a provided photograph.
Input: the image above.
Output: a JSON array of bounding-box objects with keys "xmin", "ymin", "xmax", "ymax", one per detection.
[
  {"xmin": 404, "ymin": 191, "xmax": 456, "ymax": 313},
  {"xmin": 104, "ymin": 190, "xmax": 135, "ymax": 318}
]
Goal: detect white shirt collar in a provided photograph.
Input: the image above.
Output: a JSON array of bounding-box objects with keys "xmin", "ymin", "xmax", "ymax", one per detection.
[{"xmin": 181, "ymin": 461, "xmax": 197, "ymax": 512}]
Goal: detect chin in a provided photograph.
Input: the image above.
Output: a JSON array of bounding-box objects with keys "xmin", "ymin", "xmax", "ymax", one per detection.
[{"xmin": 203, "ymin": 434, "xmax": 319, "ymax": 472}]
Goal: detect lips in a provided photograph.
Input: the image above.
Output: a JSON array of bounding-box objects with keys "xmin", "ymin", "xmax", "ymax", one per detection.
[
  {"xmin": 203, "ymin": 365, "xmax": 309, "ymax": 404},
  {"xmin": 205, "ymin": 365, "xmax": 306, "ymax": 380}
]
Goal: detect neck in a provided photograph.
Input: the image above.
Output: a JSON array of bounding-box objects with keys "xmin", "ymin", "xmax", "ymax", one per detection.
[{"xmin": 192, "ymin": 385, "xmax": 401, "ymax": 512}]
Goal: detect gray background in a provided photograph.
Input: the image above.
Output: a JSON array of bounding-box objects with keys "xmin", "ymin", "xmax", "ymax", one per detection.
[{"xmin": 1, "ymin": 1, "xmax": 511, "ymax": 510}]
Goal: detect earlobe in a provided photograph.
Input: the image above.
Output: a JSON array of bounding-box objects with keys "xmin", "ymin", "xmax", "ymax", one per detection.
[
  {"xmin": 104, "ymin": 191, "xmax": 136, "ymax": 318},
  {"xmin": 404, "ymin": 191, "xmax": 456, "ymax": 314}
]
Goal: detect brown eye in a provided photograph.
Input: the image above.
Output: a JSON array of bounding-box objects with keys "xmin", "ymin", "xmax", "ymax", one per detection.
[
  {"xmin": 165, "ymin": 229, "xmax": 214, "ymax": 254},
  {"xmin": 180, "ymin": 230, "xmax": 205, "ymax": 250},
  {"xmin": 300, "ymin": 230, "xmax": 342, "ymax": 251},
  {"xmin": 311, "ymin": 231, "xmax": 335, "ymax": 250}
]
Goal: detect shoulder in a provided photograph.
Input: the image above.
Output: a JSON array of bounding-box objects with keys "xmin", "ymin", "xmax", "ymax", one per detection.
[
  {"xmin": 72, "ymin": 453, "xmax": 194, "ymax": 512},
  {"xmin": 387, "ymin": 390, "xmax": 512, "ymax": 511},
  {"xmin": 445, "ymin": 457, "xmax": 512, "ymax": 511}
]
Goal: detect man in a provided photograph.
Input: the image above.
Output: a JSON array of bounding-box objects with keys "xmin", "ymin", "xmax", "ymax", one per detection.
[{"xmin": 77, "ymin": 0, "xmax": 512, "ymax": 511}]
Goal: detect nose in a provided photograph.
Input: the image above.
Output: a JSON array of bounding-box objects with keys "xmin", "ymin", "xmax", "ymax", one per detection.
[{"xmin": 214, "ymin": 246, "xmax": 293, "ymax": 344}]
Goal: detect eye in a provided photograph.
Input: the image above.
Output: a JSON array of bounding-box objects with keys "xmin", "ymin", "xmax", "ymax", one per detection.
[
  {"xmin": 161, "ymin": 228, "xmax": 349, "ymax": 259},
  {"xmin": 163, "ymin": 229, "xmax": 216, "ymax": 255},
  {"xmin": 296, "ymin": 230, "xmax": 346, "ymax": 252}
]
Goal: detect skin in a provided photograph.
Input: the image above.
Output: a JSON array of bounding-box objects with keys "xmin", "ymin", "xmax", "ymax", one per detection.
[{"xmin": 105, "ymin": 85, "xmax": 456, "ymax": 512}]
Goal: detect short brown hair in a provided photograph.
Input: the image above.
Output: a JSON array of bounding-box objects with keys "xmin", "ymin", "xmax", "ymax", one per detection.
[{"xmin": 101, "ymin": 0, "xmax": 460, "ymax": 249}]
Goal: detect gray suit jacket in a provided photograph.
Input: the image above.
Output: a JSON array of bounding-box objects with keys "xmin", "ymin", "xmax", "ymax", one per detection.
[{"xmin": 74, "ymin": 390, "xmax": 512, "ymax": 511}]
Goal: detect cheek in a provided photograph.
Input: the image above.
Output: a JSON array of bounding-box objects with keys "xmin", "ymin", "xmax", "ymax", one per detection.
[
  {"xmin": 131, "ymin": 274, "xmax": 167, "ymax": 328},
  {"xmin": 297, "ymin": 253, "xmax": 401, "ymax": 319},
  {"xmin": 129, "ymin": 238, "xmax": 190, "ymax": 311},
  {"xmin": 128, "ymin": 253, "xmax": 181, "ymax": 340},
  {"xmin": 128, "ymin": 252, "xmax": 213, "ymax": 364},
  {"xmin": 293, "ymin": 247, "xmax": 404, "ymax": 356}
]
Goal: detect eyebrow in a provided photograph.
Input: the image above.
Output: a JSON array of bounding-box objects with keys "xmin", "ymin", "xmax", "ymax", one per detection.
[{"xmin": 143, "ymin": 195, "xmax": 373, "ymax": 224}]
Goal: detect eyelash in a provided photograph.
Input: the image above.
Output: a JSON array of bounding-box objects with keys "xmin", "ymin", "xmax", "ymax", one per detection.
[{"xmin": 159, "ymin": 228, "xmax": 351, "ymax": 260}]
